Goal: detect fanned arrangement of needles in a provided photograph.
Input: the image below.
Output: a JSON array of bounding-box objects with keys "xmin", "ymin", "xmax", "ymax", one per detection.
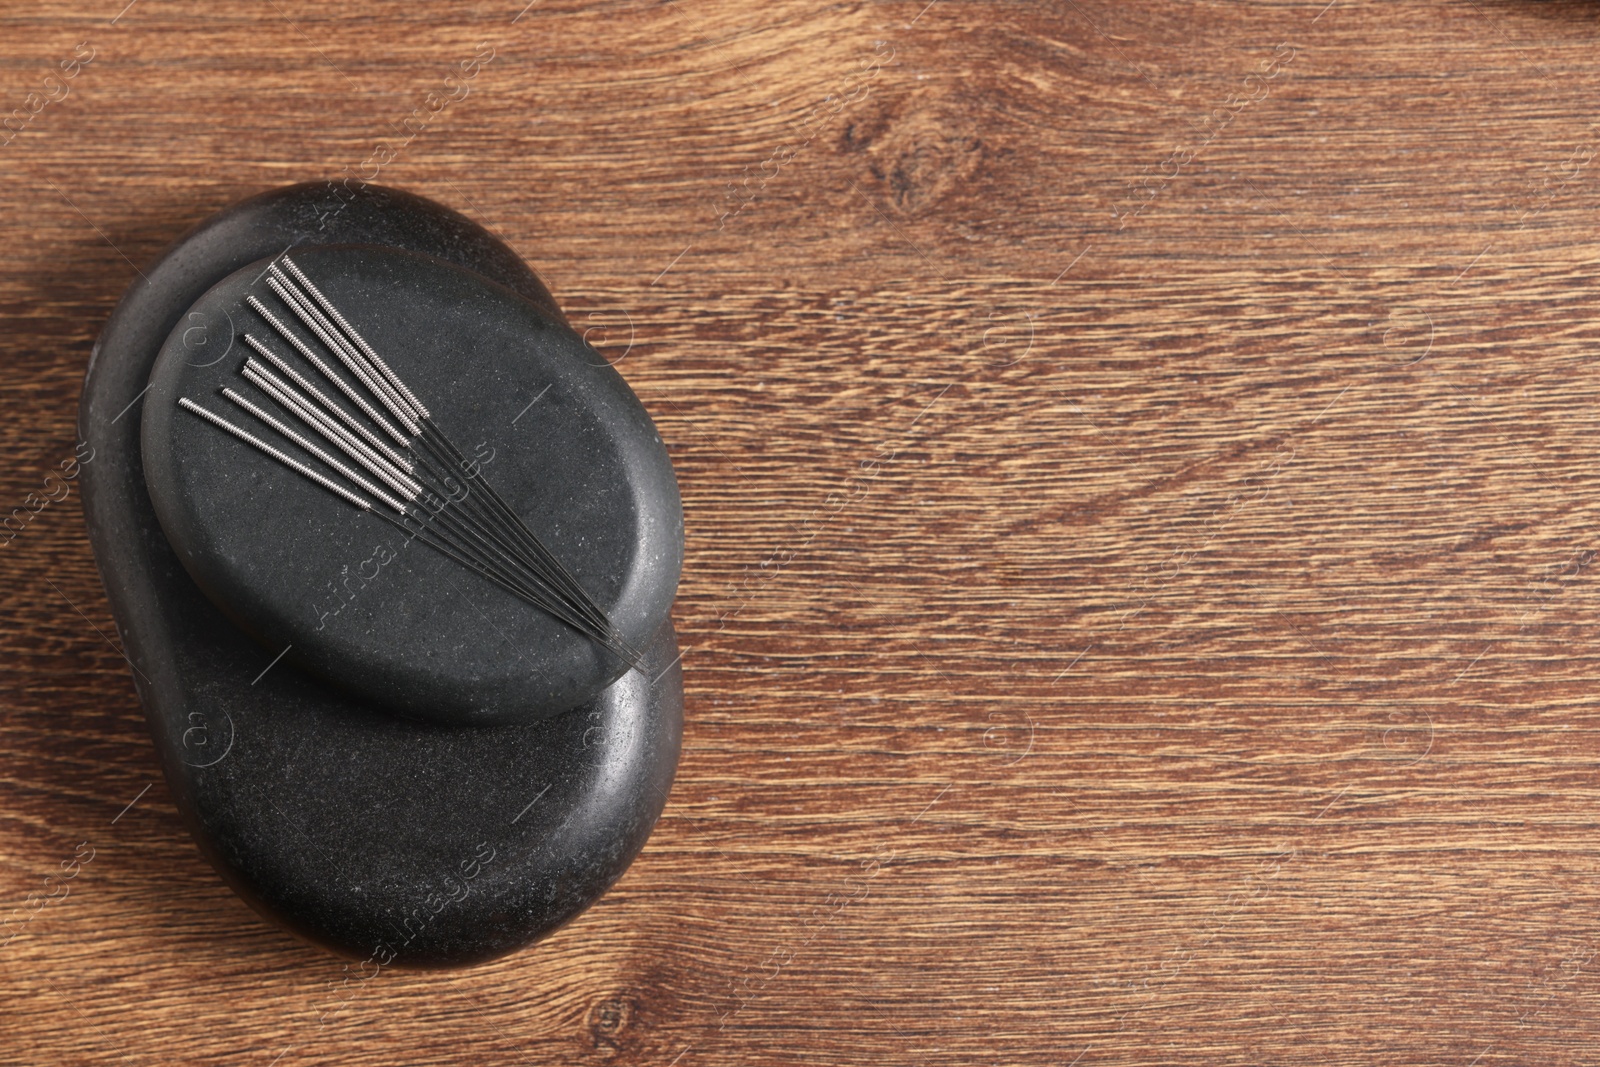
[{"xmin": 177, "ymin": 255, "xmax": 643, "ymax": 672}]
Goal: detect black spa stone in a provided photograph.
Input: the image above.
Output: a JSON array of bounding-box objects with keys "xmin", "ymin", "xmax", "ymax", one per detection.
[
  {"xmin": 78, "ymin": 183, "xmax": 684, "ymax": 965},
  {"xmin": 142, "ymin": 245, "xmax": 682, "ymax": 727}
]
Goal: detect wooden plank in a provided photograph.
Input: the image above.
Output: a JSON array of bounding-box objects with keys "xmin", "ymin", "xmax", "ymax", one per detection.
[{"xmin": 7, "ymin": 1, "xmax": 1600, "ymax": 1063}]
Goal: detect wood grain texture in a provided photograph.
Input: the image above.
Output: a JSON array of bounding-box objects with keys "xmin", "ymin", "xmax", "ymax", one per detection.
[{"xmin": 9, "ymin": 0, "xmax": 1600, "ymax": 1062}]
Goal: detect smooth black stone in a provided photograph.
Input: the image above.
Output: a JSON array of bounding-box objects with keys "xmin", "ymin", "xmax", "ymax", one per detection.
[
  {"xmin": 142, "ymin": 245, "xmax": 682, "ymax": 726},
  {"xmin": 79, "ymin": 183, "xmax": 683, "ymax": 965}
]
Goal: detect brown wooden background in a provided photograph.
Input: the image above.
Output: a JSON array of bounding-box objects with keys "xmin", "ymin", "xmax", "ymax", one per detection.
[{"xmin": 11, "ymin": 0, "xmax": 1600, "ymax": 1063}]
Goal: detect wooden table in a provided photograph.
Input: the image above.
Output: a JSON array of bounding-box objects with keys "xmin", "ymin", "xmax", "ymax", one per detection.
[{"xmin": 7, "ymin": 1, "xmax": 1600, "ymax": 1062}]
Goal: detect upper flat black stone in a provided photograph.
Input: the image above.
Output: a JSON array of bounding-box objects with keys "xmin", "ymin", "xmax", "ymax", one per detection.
[
  {"xmin": 78, "ymin": 183, "xmax": 685, "ymax": 965},
  {"xmin": 142, "ymin": 245, "xmax": 682, "ymax": 727}
]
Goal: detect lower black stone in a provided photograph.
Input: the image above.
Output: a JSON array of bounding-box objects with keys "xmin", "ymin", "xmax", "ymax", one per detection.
[{"xmin": 78, "ymin": 182, "xmax": 683, "ymax": 965}]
